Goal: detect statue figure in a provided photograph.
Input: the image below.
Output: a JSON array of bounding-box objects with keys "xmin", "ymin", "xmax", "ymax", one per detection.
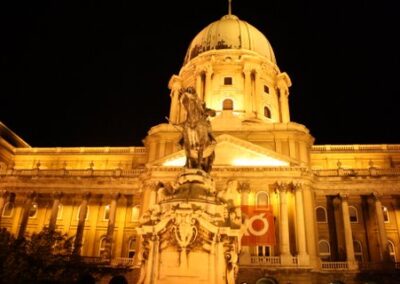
[{"xmin": 178, "ymin": 87, "xmax": 216, "ymax": 172}]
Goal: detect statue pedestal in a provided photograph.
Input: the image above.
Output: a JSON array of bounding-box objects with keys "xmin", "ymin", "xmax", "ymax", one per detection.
[{"xmin": 136, "ymin": 169, "xmax": 240, "ymax": 284}]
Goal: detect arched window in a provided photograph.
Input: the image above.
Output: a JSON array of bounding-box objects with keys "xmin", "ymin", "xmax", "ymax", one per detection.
[
  {"xmin": 77, "ymin": 205, "xmax": 89, "ymax": 220},
  {"xmin": 104, "ymin": 204, "xmax": 110, "ymax": 220},
  {"xmin": 57, "ymin": 204, "xmax": 63, "ymax": 220},
  {"xmin": 319, "ymin": 240, "xmax": 331, "ymax": 260},
  {"xmin": 264, "ymin": 106, "xmax": 271, "ymax": 118},
  {"xmin": 388, "ymin": 240, "xmax": 396, "ymax": 262},
  {"xmin": 128, "ymin": 237, "xmax": 136, "ymax": 258},
  {"xmin": 29, "ymin": 203, "xmax": 38, "ymax": 218},
  {"xmin": 349, "ymin": 206, "xmax": 358, "ymax": 223},
  {"xmin": 382, "ymin": 206, "xmax": 390, "ymax": 223},
  {"xmin": 353, "ymin": 240, "xmax": 363, "ymax": 262},
  {"xmin": 256, "ymin": 192, "xmax": 269, "ymax": 206},
  {"xmin": 222, "ymin": 99, "xmax": 234, "ymax": 110},
  {"xmin": 99, "ymin": 237, "xmax": 107, "ymax": 256},
  {"xmin": 316, "ymin": 206, "xmax": 327, "ymax": 223},
  {"xmin": 2, "ymin": 202, "xmax": 14, "ymax": 217},
  {"xmin": 131, "ymin": 206, "xmax": 140, "ymax": 222}
]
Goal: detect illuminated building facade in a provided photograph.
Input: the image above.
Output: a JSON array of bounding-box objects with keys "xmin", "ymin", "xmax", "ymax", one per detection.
[{"xmin": 1, "ymin": 11, "xmax": 400, "ymax": 284}]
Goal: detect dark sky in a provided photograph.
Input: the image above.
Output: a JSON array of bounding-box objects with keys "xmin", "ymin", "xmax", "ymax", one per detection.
[{"xmin": 1, "ymin": 0, "xmax": 399, "ymax": 147}]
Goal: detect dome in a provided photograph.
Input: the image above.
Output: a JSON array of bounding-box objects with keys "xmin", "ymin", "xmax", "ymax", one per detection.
[{"xmin": 184, "ymin": 14, "xmax": 276, "ymax": 65}]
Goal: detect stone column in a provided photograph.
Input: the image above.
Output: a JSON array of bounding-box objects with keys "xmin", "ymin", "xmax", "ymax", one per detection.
[
  {"xmin": 340, "ymin": 194, "xmax": 358, "ymax": 269},
  {"xmin": 140, "ymin": 182, "xmax": 158, "ymax": 217},
  {"xmin": 204, "ymin": 67, "xmax": 213, "ymax": 103},
  {"xmin": 73, "ymin": 192, "xmax": 90, "ymax": 255},
  {"xmin": 169, "ymin": 88, "xmax": 180, "ymax": 124},
  {"xmin": 0, "ymin": 190, "xmax": 9, "ymax": 225},
  {"xmin": 104, "ymin": 193, "xmax": 120, "ymax": 259},
  {"xmin": 48, "ymin": 192, "xmax": 63, "ymax": 232},
  {"xmin": 278, "ymin": 88, "xmax": 290, "ymax": 123},
  {"xmin": 243, "ymin": 68, "xmax": 253, "ymax": 118},
  {"xmin": 168, "ymin": 75, "xmax": 182, "ymax": 124},
  {"xmin": 158, "ymin": 140, "xmax": 166, "ymax": 158},
  {"xmin": 17, "ymin": 191, "xmax": 36, "ymax": 239},
  {"xmin": 195, "ymin": 72, "xmax": 202, "ymax": 98},
  {"xmin": 115, "ymin": 196, "xmax": 127, "ymax": 260},
  {"xmin": 254, "ymin": 70, "xmax": 261, "ymax": 118},
  {"xmin": 275, "ymin": 183, "xmax": 291, "ymax": 264},
  {"xmin": 145, "ymin": 235, "xmax": 159, "ymax": 284},
  {"xmin": 148, "ymin": 141, "xmax": 157, "ymax": 162},
  {"xmin": 302, "ymin": 185, "xmax": 319, "ymax": 268},
  {"xmin": 294, "ymin": 184, "xmax": 309, "ymax": 265},
  {"xmin": 373, "ymin": 193, "xmax": 391, "ymax": 262},
  {"xmin": 239, "ymin": 182, "xmax": 251, "ymax": 264}
]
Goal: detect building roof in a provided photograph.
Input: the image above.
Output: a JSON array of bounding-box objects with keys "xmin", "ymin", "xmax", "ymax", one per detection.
[{"xmin": 183, "ymin": 14, "xmax": 276, "ymax": 65}]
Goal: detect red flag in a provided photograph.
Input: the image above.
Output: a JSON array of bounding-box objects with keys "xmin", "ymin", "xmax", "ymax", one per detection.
[{"xmin": 241, "ymin": 205, "xmax": 276, "ymax": 246}]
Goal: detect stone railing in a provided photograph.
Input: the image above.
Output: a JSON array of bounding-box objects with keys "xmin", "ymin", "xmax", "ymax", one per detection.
[
  {"xmin": 312, "ymin": 144, "xmax": 400, "ymax": 152},
  {"xmin": 313, "ymin": 168, "xmax": 400, "ymax": 178},
  {"xmin": 321, "ymin": 261, "xmax": 348, "ymax": 270},
  {"xmin": 111, "ymin": 257, "xmax": 135, "ymax": 267},
  {"xmin": 359, "ymin": 262, "xmax": 400, "ymax": 270},
  {"xmin": 0, "ymin": 168, "xmax": 144, "ymax": 178},
  {"xmin": 81, "ymin": 257, "xmax": 135, "ymax": 267},
  {"xmin": 250, "ymin": 256, "xmax": 281, "ymax": 265},
  {"xmin": 15, "ymin": 146, "xmax": 147, "ymax": 155},
  {"xmin": 249, "ymin": 256, "xmax": 301, "ymax": 267},
  {"xmin": 81, "ymin": 256, "xmax": 107, "ymax": 264}
]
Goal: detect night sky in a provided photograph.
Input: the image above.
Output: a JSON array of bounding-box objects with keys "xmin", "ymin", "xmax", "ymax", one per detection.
[{"xmin": 1, "ymin": 0, "xmax": 399, "ymax": 147}]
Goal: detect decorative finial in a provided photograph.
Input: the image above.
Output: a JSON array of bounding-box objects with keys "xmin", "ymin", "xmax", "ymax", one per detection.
[{"xmin": 228, "ymin": 0, "xmax": 232, "ymax": 15}]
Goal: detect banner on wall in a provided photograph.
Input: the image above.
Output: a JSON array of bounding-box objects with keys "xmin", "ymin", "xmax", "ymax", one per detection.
[{"xmin": 240, "ymin": 205, "xmax": 276, "ymax": 246}]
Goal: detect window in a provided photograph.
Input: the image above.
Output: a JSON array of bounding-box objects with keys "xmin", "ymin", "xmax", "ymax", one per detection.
[
  {"xmin": 104, "ymin": 204, "xmax": 110, "ymax": 220},
  {"xmin": 128, "ymin": 238, "xmax": 137, "ymax": 258},
  {"xmin": 353, "ymin": 240, "xmax": 363, "ymax": 262},
  {"xmin": 264, "ymin": 85, "xmax": 269, "ymax": 93},
  {"xmin": 77, "ymin": 205, "xmax": 89, "ymax": 220},
  {"xmin": 222, "ymin": 99, "xmax": 234, "ymax": 110},
  {"xmin": 256, "ymin": 192, "xmax": 269, "ymax": 206},
  {"xmin": 57, "ymin": 204, "xmax": 63, "ymax": 220},
  {"xmin": 382, "ymin": 206, "xmax": 390, "ymax": 223},
  {"xmin": 264, "ymin": 106, "xmax": 271, "ymax": 118},
  {"xmin": 349, "ymin": 206, "xmax": 358, "ymax": 223},
  {"xmin": 316, "ymin": 206, "xmax": 327, "ymax": 223},
  {"xmin": 99, "ymin": 237, "xmax": 107, "ymax": 256},
  {"xmin": 131, "ymin": 206, "xmax": 140, "ymax": 222},
  {"xmin": 224, "ymin": 77, "xmax": 232, "ymax": 85},
  {"xmin": 257, "ymin": 245, "xmax": 271, "ymax": 257},
  {"xmin": 388, "ymin": 240, "xmax": 396, "ymax": 262},
  {"xmin": 2, "ymin": 202, "xmax": 14, "ymax": 217},
  {"xmin": 319, "ymin": 240, "xmax": 331, "ymax": 261},
  {"xmin": 29, "ymin": 203, "xmax": 38, "ymax": 218}
]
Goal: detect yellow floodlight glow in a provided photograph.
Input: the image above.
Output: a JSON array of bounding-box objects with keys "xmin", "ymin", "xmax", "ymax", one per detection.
[
  {"xmin": 232, "ymin": 157, "xmax": 288, "ymax": 167},
  {"xmin": 163, "ymin": 156, "xmax": 186, "ymax": 167}
]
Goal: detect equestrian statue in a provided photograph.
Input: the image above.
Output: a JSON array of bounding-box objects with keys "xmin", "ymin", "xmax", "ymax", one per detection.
[{"xmin": 177, "ymin": 87, "xmax": 216, "ymax": 173}]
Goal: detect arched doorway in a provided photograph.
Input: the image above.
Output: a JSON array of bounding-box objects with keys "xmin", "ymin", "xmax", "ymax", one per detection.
[
  {"xmin": 109, "ymin": 275, "xmax": 128, "ymax": 284},
  {"xmin": 256, "ymin": 277, "xmax": 279, "ymax": 284}
]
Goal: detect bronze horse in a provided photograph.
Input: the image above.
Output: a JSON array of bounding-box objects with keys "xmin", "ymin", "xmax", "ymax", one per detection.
[{"xmin": 178, "ymin": 87, "xmax": 216, "ymax": 173}]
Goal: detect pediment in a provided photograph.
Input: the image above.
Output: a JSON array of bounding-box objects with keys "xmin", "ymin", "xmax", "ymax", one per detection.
[{"xmin": 153, "ymin": 134, "xmax": 296, "ymax": 167}]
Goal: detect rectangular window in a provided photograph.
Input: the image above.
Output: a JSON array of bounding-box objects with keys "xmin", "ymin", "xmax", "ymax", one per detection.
[
  {"xmin": 257, "ymin": 245, "xmax": 271, "ymax": 256},
  {"xmin": 224, "ymin": 77, "xmax": 232, "ymax": 85}
]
